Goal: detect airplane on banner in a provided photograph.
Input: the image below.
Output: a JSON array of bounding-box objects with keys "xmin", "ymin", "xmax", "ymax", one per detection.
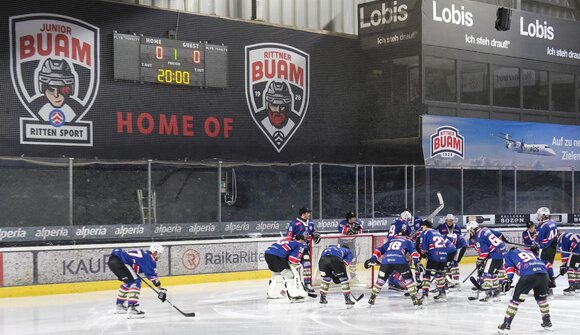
[{"xmin": 495, "ymin": 133, "xmax": 556, "ymax": 156}]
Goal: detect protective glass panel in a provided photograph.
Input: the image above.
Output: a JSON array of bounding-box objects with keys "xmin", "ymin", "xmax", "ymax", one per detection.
[
  {"xmin": 0, "ymin": 159, "xmax": 68, "ymax": 227},
  {"xmin": 320, "ymin": 165, "xmax": 356, "ymax": 219},
  {"xmin": 517, "ymin": 170, "xmax": 572, "ymax": 213},
  {"xmin": 73, "ymin": 163, "xmax": 147, "ymax": 225},
  {"xmin": 220, "ymin": 165, "xmax": 311, "ymax": 222}
]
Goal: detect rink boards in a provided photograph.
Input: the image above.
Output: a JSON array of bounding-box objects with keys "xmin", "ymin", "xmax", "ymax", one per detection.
[{"xmin": 0, "ymin": 227, "xmax": 578, "ymax": 296}]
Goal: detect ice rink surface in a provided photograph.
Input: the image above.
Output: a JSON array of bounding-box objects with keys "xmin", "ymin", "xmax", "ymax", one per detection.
[{"xmin": 0, "ymin": 264, "xmax": 578, "ymax": 335}]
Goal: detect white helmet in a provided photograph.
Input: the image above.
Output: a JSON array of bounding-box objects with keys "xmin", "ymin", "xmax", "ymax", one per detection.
[
  {"xmin": 465, "ymin": 220, "xmax": 479, "ymax": 231},
  {"xmin": 536, "ymin": 207, "xmax": 550, "ymax": 221},
  {"xmin": 401, "ymin": 210, "xmax": 413, "ymax": 221},
  {"xmin": 445, "ymin": 214, "xmax": 455, "ymax": 222},
  {"xmin": 149, "ymin": 243, "xmax": 164, "ymax": 254}
]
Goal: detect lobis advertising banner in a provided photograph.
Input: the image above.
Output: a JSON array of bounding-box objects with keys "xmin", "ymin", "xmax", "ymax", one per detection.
[
  {"xmin": 422, "ymin": 0, "xmax": 580, "ymax": 65},
  {"xmin": 422, "ymin": 115, "xmax": 580, "ymax": 170},
  {"xmin": 0, "ymin": 0, "xmax": 364, "ymax": 162}
]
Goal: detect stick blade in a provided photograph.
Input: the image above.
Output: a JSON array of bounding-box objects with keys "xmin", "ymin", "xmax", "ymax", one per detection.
[
  {"xmin": 182, "ymin": 312, "xmax": 196, "ymax": 317},
  {"xmin": 436, "ymin": 191, "xmax": 443, "ymax": 205}
]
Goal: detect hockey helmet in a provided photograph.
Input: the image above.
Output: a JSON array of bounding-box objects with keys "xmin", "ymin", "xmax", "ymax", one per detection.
[
  {"xmin": 445, "ymin": 214, "xmax": 455, "ymax": 222},
  {"xmin": 149, "ymin": 242, "xmax": 164, "ymax": 255},
  {"xmin": 345, "ymin": 211, "xmax": 356, "ymax": 220},
  {"xmin": 299, "ymin": 207, "xmax": 312, "ymax": 216},
  {"xmin": 525, "ymin": 220, "xmax": 535, "ymax": 229},
  {"xmin": 536, "ymin": 207, "xmax": 550, "ymax": 221},
  {"xmin": 38, "ymin": 58, "xmax": 75, "ymax": 96},
  {"xmin": 420, "ymin": 220, "xmax": 433, "ymax": 228},
  {"xmin": 465, "ymin": 220, "xmax": 479, "ymax": 231},
  {"xmin": 400, "ymin": 210, "xmax": 413, "ymax": 222}
]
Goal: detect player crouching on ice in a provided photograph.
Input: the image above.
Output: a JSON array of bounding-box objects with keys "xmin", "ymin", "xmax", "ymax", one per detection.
[
  {"xmin": 318, "ymin": 244, "xmax": 355, "ymax": 306},
  {"xmin": 265, "ymin": 234, "xmax": 311, "ymax": 302},
  {"xmin": 107, "ymin": 243, "xmax": 166, "ymax": 318},
  {"xmin": 364, "ymin": 232, "xmax": 423, "ymax": 307},
  {"xmin": 558, "ymin": 232, "xmax": 580, "ymax": 295},
  {"xmin": 497, "ymin": 247, "xmax": 552, "ymax": 334}
]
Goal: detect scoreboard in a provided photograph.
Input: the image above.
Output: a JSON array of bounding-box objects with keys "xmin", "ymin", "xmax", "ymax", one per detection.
[{"xmin": 113, "ymin": 32, "xmax": 228, "ymax": 88}]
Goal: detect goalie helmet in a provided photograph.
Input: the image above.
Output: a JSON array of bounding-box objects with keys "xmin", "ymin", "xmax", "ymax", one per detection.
[
  {"xmin": 150, "ymin": 243, "xmax": 164, "ymax": 255},
  {"xmin": 445, "ymin": 214, "xmax": 455, "ymax": 222},
  {"xmin": 401, "ymin": 210, "xmax": 413, "ymax": 222},
  {"xmin": 536, "ymin": 207, "xmax": 550, "ymax": 221}
]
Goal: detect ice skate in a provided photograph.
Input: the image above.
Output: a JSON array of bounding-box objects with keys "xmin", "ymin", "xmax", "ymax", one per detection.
[
  {"xmin": 497, "ymin": 321, "xmax": 511, "ymax": 334},
  {"xmin": 344, "ymin": 294, "xmax": 355, "ymax": 306},
  {"xmin": 563, "ymin": 286, "xmax": 575, "ymax": 296},
  {"xmin": 368, "ymin": 294, "xmax": 376, "ymax": 306},
  {"xmin": 126, "ymin": 304, "xmax": 145, "ymax": 319},
  {"xmin": 319, "ymin": 293, "xmax": 328, "ymax": 305},
  {"xmin": 114, "ymin": 303, "xmax": 127, "ymax": 314},
  {"xmin": 433, "ymin": 291, "xmax": 447, "ymax": 302},
  {"xmin": 411, "ymin": 294, "xmax": 423, "ymax": 308},
  {"xmin": 541, "ymin": 315, "xmax": 553, "ymax": 331}
]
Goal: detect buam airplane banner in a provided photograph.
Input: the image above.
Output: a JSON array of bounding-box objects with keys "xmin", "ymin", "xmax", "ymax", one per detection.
[{"xmin": 422, "ymin": 115, "xmax": 580, "ymax": 170}]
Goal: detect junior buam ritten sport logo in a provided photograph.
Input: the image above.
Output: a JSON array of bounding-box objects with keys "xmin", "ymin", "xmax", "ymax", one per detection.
[
  {"xmin": 10, "ymin": 14, "xmax": 99, "ymax": 146},
  {"xmin": 245, "ymin": 43, "xmax": 310, "ymax": 153},
  {"xmin": 430, "ymin": 126, "xmax": 464, "ymax": 158}
]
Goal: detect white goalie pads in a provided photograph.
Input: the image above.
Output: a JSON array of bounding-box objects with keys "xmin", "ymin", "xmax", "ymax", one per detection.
[
  {"xmin": 285, "ymin": 265, "xmax": 308, "ymax": 299},
  {"xmin": 267, "ymin": 275, "xmax": 286, "ymax": 299}
]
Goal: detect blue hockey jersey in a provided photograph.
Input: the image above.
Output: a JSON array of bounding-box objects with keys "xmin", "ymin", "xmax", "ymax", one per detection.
[
  {"xmin": 535, "ymin": 220, "xmax": 558, "ymax": 249},
  {"xmin": 265, "ymin": 240, "xmax": 305, "ymax": 265},
  {"xmin": 475, "ymin": 227, "xmax": 507, "ymax": 260},
  {"xmin": 371, "ymin": 236, "xmax": 418, "ymax": 265},
  {"xmin": 111, "ymin": 248, "xmax": 160, "ymax": 286},
  {"xmin": 338, "ymin": 219, "xmax": 363, "ymax": 235},
  {"xmin": 320, "ymin": 245, "xmax": 353, "ymax": 265},
  {"xmin": 557, "ymin": 232, "xmax": 580, "ymax": 264},
  {"xmin": 522, "ymin": 230, "xmax": 536, "ymax": 246},
  {"xmin": 419, "ymin": 229, "xmax": 454, "ymax": 262},
  {"xmin": 285, "ymin": 217, "xmax": 317, "ymax": 242},
  {"xmin": 504, "ymin": 249, "xmax": 548, "ymax": 279}
]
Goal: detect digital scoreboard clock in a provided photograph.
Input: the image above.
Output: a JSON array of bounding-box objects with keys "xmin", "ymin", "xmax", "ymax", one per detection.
[{"xmin": 113, "ymin": 32, "xmax": 228, "ymax": 88}]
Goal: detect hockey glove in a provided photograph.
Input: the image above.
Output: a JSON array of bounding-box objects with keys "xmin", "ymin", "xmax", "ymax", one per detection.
[
  {"xmin": 476, "ymin": 258, "xmax": 486, "ymax": 270},
  {"xmin": 364, "ymin": 258, "xmax": 376, "ymax": 269},
  {"xmin": 500, "ymin": 278, "xmax": 512, "ymax": 293},
  {"xmin": 312, "ymin": 232, "xmax": 321, "ymax": 244},
  {"xmin": 529, "ymin": 244, "xmax": 540, "ymax": 255},
  {"xmin": 157, "ymin": 288, "xmax": 167, "ymax": 302},
  {"xmin": 560, "ymin": 266, "xmax": 568, "ymax": 276},
  {"xmin": 153, "ymin": 280, "xmax": 162, "ymax": 287}
]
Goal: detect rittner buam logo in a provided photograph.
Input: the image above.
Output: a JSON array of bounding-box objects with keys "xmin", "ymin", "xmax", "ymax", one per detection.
[
  {"xmin": 10, "ymin": 14, "xmax": 98, "ymax": 146},
  {"xmin": 245, "ymin": 43, "xmax": 309, "ymax": 152},
  {"xmin": 430, "ymin": 126, "xmax": 464, "ymax": 158}
]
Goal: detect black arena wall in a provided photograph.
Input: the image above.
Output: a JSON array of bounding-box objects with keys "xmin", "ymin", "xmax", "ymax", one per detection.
[{"xmin": 0, "ymin": 0, "xmax": 367, "ymax": 163}]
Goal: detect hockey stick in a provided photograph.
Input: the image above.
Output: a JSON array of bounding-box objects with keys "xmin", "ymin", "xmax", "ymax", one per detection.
[
  {"xmin": 351, "ymin": 292, "xmax": 365, "ymax": 302},
  {"xmin": 425, "ymin": 192, "xmax": 444, "ymax": 222},
  {"xmin": 139, "ymin": 275, "xmax": 196, "ymax": 317},
  {"xmin": 505, "ymin": 241, "xmax": 580, "ymax": 257}
]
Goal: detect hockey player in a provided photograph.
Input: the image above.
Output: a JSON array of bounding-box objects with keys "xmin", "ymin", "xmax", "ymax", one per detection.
[
  {"xmin": 265, "ymin": 235, "xmax": 308, "ymax": 302},
  {"xmin": 436, "ymin": 214, "xmax": 462, "ymax": 236},
  {"xmin": 285, "ymin": 207, "xmax": 321, "ymax": 292},
  {"xmin": 364, "ymin": 235, "xmax": 422, "ymax": 307},
  {"xmin": 318, "ymin": 245, "xmax": 355, "ymax": 305},
  {"xmin": 534, "ymin": 207, "xmax": 558, "ymax": 291},
  {"xmin": 418, "ymin": 220, "xmax": 454, "ymax": 302},
  {"xmin": 557, "ymin": 232, "xmax": 580, "ymax": 295},
  {"xmin": 466, "ymin": 220, "xmax": 507, "ymax": 302},
  {"xmin": 389, "ymin": 210, "xmax": 421, "ymax": 238},
  {"xmin": 107, "ymin": 243, "xmax": 166, "ymax": 318},
  {"xmin": 522, "ymin": 220, "xmax": 537, "ymax": 247},
  {"xmin": 497, "ymin": 248, "xmax": 552, "ymax": 334},
  {"xmin": 337, "ymin": 211, "xmax": 363, "ymax": 279},
  {"xmin": 437, "ymin": 214, "xmax": 467, "ymax": 287}
]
